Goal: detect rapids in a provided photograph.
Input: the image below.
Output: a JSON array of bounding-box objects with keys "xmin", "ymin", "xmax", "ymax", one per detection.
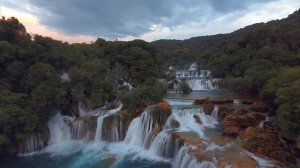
[{"xmin": 5, "ymin": 99, "xmax": 279, "ymax": 168}]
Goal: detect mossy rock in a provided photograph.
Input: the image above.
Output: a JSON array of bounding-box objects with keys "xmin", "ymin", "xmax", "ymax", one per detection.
[{"xmin": 202, "ymin": 103, "xmax": 214, "ymax": 115}]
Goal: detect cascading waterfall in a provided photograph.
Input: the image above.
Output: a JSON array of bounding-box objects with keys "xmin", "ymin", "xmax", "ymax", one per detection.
[
  {"xmin": 95, "ymin": 115, "xmax": 106, "ymax": 141},
  {"xmin": 171, "ymin": 107, "xmax": 218, "ymax": 137},
  {"xmin": 94, "ymin": 103, "xmax": 123, "ymax": 142},
  {"xmin": 149, "ymin": 131, "xmax": 177, "ymax": 159},
  {"xmin": 186, "ymin": 79, "xmax": 214, "ymax": 90},
  {"xmin": 173, "ymin": 145, "xmax": 216, "ymax": 168},
  {"xmin": 18, "ymin": 133, "xmax": 45, "ymax": 154},
  {"xmin": 48, "ymin": 113, "xmax": 73, "ymax": 144},
  {"xmin": 14, "ymin": 98, "xmax": 282, "ymax": 168},
  {"xmin": 71, "ymin": 116, "xmax": 97, "ymax": 141},
  {"xmin": 78, "ymin": 102, "xmax": 89, "ymax": 116},
  {"xmin": 124, "ymin": 110, "xmax": 155, "ymax": 148},
  {"xmin": 211, "ymin": 105, "xmax": 219, "ymax": 119}
]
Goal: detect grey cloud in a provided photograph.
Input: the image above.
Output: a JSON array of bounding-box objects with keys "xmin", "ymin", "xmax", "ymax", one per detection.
[
  {"xmin": 208, "ymin": 0, "xmax": 276, "ymax": 12},
  {"xmin": 4, "ymin": 0, "xmax": 277, "ymax": 38},
  {"xmin": 25, "ymin": 0, "xmax": 174, "ymax": 38}
]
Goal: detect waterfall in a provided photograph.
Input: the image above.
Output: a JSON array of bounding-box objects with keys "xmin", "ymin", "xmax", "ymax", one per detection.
[
  {"xmin": 149, "ymin": 131, "xmax": 177, "ymax": 159},
  {"xmin": 95, "ymin": 115, "xmax": 107, "ymax": 141},
  {"xmin": 259, "ymin": 116, "xmax": 270, "ymax": 128},
  {"xmin": 124, "ymin": 110, "xmax": 154, "ymax": 148},
  {"xmin": 94, "ymin": 103, "xmax": 123, "ymax": 142},
  {"xmin": 18, "ymin": 133, "xmax": 45, "ymax": 154},
  {"xmin": 233, "ymin": 99, "xmax": 241, "ymax": 104},
  {"xmin": 211, "ymin": 105, "xmax": 219, "ymax": 119},
  {"xmin": 48, "ymin": 113, "xmax": 72, "ymax": 144},
  {"xmin": 172, "ymin": 108, "xmax": 218, "ymax": 137},
  {"xmin": 187, "ymin": 79, "xmax": 214, "ymax": 91},
  {"xmin": 173, "ymin": 145, "xmax": 216, "ymax": 168},
  {"xmin": 71, "ymin": 116, "xmax": 97, "ymax": 141},
  {"xmin": 78, "ymin": 102, "xmax": 89, "ymax": 116}
]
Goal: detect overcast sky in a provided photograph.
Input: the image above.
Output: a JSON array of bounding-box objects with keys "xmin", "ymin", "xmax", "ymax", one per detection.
[{"xmin": 1, "ymin": 0, "xmax": 300, "ymax": 43}]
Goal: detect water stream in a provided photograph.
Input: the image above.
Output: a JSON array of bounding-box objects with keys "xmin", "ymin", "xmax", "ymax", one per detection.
[{"xmin": 3, "ymin": 99, "xmax": 278, "ymax": 168}]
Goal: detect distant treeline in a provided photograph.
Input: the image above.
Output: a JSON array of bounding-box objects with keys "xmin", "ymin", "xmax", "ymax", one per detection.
[{"xmin": 152, "ymin": 9, "xmax": 300, "ymax": 146}]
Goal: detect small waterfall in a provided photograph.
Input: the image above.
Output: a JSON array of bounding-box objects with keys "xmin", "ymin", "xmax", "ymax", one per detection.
[
  {"xmin": 149, "ymin": 131, "xmax": 177, "ymax": 159},
  {"xmin": 173, "ymin": 145, "xmax": 216, "ymax": 168},
  {"xmin": 48, "ymin": 113, "xmax": 72, "ymax": 145},
  {"xmin": 233, "ymin": 99, "xmax": 241, "ymax": 104},
  {"xmin": 94, "ymin": 103, "xmax": 123, "ymax": 142},
  {"xmin": 95, "ymin": 115, "xmax": 107, "ymax": 141},
  {"xmin": 259, "ymin": 116, "xmax": 270, "ymax": 128},
  {"xmin": 18, "ymin": 133, "xmax": 45, "ymax": 154},
  {"xmin": 78, "ymin": 102, "xmax": 91, "ymax": 116},
  {"xmin": 187, "ymin": 79, "xmax": 214, "ymax": 91},
  {"xmin": 71, "ymin": 116, "xmax": 97, "ymax": 141},
  {"xmin": 211, "ymin": 105, "xmax": 219, "ymax": 119},
  {"xmin": 124, "ymin": 110, "xmax": 154, "ymax": 148},
  {"xmin": 172, "ymin": 108, "xmax": 218, "ymax": 137}
]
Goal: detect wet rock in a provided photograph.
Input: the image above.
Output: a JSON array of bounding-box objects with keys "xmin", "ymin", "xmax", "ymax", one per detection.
[
  {"xmin": 68, "ymin": 99, "xmax": 80, "ymax": 117},
  {"xmin": 242, "ymin": 100, "xmax": 254, "ymax": 105},
  {"xmin": 170, "ymin": 118, "xmax": 180, "ymax": 128},
  {"xmin": 193, "ymin": 114, "xmax": 202, "ymax": 124},
  {"xmin": 222, "ymin": 112, "xmax": 265, "ymax": 137},
  {"xmin": 217, "ymin": 105, "xmax": 235, "ymax": 120},
  {"xmin": 217, "ymin": 147, "xmax": 257, "ymax": 168},
  {"xmin": 105, "ymin": 101, "xmax": 119, "ymax": 110},
  {"xmin": 194, "ymin": 98, "xmax": 233, "ymax": 105},
  {"xmin": 240, "ymin": 126, "xmax": 296, "ymax": 164},
  {"xmin": 155, "ymin": 102, "xmax": 172, "ymax": 111},
  {"xmin": 194, "ymin": 98, "xmax": 209, "ymax": 105},
  {"xmin": 202, "ymin": 103, "xmax": 214, "ymax": 115},
  {"xmin": 249, "ymin": 102, "xmax": 269, "ymax": 113}
]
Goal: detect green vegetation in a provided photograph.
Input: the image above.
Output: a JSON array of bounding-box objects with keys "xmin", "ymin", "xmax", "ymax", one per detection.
[
  {"xmin": 153, "ymin": 10, "xmax": 300, "ymax": 145},
  {"xmin": 0, "ymin": 17, "xmax": 165, "ymax": 155},
  {"xmin": 1, "ymin": 9, "xmax": 300, "ymax": 162},
  {"xmin": 179, "ymin": 81, "xmax": 192, "ymax": 94}
]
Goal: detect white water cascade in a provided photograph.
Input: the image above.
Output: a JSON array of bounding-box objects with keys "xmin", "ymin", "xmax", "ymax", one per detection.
[
  {"xmin": 95, "ymin": 115, "xmax": 106, "ymax": 141},
  {"xmin": 18, "ymin": 133, "xmax": 45, "ymax": 155},
  {"xmin": 124, "ymin": 110, "xmax": 155, "ymax": 148},
  {"xmin": 211, "ymin": 105, "xmax": 219, "ymax": 119},
  {"xmin": 149, "ymin": 131, "xmax": 177, "ymax": 159},
  {"xmin": 48, "ymin": 113, "xmax": 73, "ymax": 145},
  {"xmin": 94, "ymin": 103, "xmax": 123, "ymax": 142},
  {"xmin": 186, "ymin": 79, "xmax": 214, "ymax": 90},
  {"xmin": 171, "ymin": 107, "xmax": 218, "ymax": 137},
  {"xmin": 173, "ymin": 145, "xmax": 216, "ymax": 168}
]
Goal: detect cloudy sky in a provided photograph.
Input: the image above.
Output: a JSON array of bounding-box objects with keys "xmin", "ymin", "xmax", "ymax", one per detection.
[{"xmin": 1, "ymin": 0, "xmax": 300, "ymax": 43}]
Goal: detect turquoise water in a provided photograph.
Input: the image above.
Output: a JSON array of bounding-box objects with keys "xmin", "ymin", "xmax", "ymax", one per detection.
[
  {"xmin": 1, "ymin": 92, "xmax": 268, "ymax": 168},
  {"xmin": 2, "ymin": 141, "xmax": 171, "ymax": 168}
]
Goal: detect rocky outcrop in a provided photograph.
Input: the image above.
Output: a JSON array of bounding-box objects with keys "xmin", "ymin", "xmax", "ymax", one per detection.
[
  {"xmin": 194, "ymin": 98, "xmax": 233, "ymax": 105},
  {"xmin": 222, "ymin": 111, "xmax": 266, "ymax": 136},
  {"xmin": 240, "ymin": 125, "xmax": 296, "ymax": 164},
  {"xmin": 249, "ymin": 102, "xmax": 269, "ymax": 113}
]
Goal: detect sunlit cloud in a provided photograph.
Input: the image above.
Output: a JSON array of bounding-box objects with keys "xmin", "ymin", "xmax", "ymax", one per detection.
[{"xmin": 1, "ymin": 0, "xmax": 300, "ymax": 43}]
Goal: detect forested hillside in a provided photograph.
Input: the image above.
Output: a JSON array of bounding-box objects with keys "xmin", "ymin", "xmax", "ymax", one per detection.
[
  {"xmin": 1, "ymin": 9, "xmax": 300, "ymax": 158},
  {"xmin": 152, "ymin": 9, "xmax": 300, "ymax": 146},
  {"xmin": 0, "ymin": 17, "xmax": 166, "ymax": 155}
]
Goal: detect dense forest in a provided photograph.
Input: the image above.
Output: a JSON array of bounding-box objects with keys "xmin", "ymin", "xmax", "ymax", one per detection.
[
  {"xmin": 152, "ymin": 9, "xmax": 300, "ymax": 147},
  {"xmin": 0, "ymin": 17, "xmax": 167, "ymax": 155},
  {"xmin": 0, "ymin": 8, "xmax": 300, "ymax": 162}
]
